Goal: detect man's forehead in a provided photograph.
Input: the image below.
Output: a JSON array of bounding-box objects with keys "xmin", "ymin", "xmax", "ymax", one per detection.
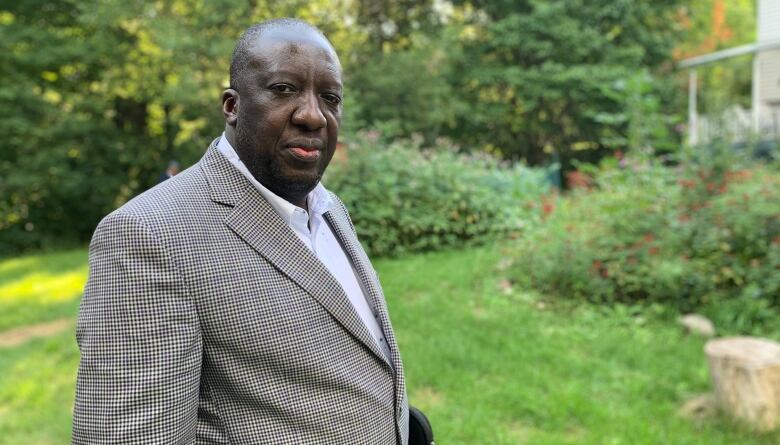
[{"xmin": 247, "ymin": 26, "xmax": 340, "ymax": 69}]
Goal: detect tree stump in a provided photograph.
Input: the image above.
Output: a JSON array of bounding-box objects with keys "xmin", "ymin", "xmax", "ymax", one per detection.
[
  {"xmin": 705, "ymin": 336, "xmax": 780, "ymax": 431},
  {"xmin": 679, "ymin": 313, "xmax": 716, "ymax": 337}
]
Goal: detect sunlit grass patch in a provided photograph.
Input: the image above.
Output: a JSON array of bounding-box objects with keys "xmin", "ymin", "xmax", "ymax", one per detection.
[
  {"xmin": 0, "ymin": 249, "xmax": 86, "ymax": 281},
  {"xmin": 0, "ymin": 271, "xmax": 86, "ymax": 303},
  {"xmin": 0, "ymin": 249, "xmax": 87, "ymax": 331}
]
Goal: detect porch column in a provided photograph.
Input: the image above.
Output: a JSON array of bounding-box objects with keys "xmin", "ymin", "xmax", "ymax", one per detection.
[
  {"xmin": 688, "ymin": 69, "xmax": 698, "ymax": 145},
  {"xmin": 752, "ymin": 53, "xmax": 760, "ymax": 134}
]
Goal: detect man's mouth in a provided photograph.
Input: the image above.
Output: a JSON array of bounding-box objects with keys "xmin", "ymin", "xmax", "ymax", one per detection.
[
  {"xmin": 285, "ymin": 140, "xmax": 323, "ymax": 162},
  {"xmin": 288, "ymin": 146, "xmax": 320, "ymax": 161}
]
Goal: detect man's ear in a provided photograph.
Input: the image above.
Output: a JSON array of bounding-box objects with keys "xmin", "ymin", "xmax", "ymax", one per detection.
[{"xmin": 222, "ymin": 89, "xmax": 239, "ymax": 127}]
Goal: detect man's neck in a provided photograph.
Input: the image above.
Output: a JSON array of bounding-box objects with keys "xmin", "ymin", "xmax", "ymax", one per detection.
[{"xmin": 293, "ymin": 197, "xmax": 308, "ymax": 212}]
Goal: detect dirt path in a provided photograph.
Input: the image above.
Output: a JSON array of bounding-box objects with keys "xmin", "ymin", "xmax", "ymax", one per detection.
[{"xmin": 0, "ymin": 318, "xmax": 72, "ymax": 348}]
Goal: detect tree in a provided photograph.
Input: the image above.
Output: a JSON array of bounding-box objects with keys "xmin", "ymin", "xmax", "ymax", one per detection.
[
  {"xmin": 348, "ymin": 0, "xmax": 686, "ymax": 171},
  {"xmin": 450, "ymin": 0, "xmax": 685, "ymax": 166},
  {"xmin": 0, "ymin": 0, "xmax": 364, "ymax": 252},
  {"xmin": 674, "ymin": 0, "xmax": 755, "ymax": 111}
]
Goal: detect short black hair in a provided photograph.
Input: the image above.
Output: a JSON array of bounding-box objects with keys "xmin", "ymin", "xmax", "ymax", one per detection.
[{"xmin": 229, "ymin": 18, "xmax": 328, "ymax": 90}]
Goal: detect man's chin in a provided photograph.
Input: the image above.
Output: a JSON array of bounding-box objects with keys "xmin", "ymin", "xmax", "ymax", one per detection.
[
  {"xmin": 278, "ymin": 178, "xmax": 319, "ymax": 196},
  {"xmin": 262, "ymin": 171, "xmax": 321, "ymax": 202}
]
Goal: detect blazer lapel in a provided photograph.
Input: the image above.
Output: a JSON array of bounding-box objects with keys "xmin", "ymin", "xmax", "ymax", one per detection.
[
  {"xmin": 200, "ymin": 143, "xmax": 391, "ymax": 368},
  {"xmin": 324, "ymin": 210, "xmax": 406, "ymax": 404}
]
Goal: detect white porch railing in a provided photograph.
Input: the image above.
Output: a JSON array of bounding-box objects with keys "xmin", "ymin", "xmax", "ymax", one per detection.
[{"xmin": 695, "ymin": 105, "xmax": 780, "ymax": 144}]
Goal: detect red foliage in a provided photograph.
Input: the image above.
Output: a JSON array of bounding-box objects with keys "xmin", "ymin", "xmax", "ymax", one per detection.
[
  {"xmin": 566, "ymin": 170, "xmax": 592, "ymax": 189},
  {"xmin": 678, "ymin": 179, "xmax": 696, "ymax": 189},
  {"xmin": 724, "ymin": 169, "xmax": 753, "ymax": 182},
  {"xmin": 591, "ymin": 260, "xmax": 609, "ymax": 278},
  {"xmin": 541, "ymin": 195, "xmax": 557, "ymax": 219}
]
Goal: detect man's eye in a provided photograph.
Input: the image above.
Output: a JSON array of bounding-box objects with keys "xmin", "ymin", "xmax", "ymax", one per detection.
[
  {"xmin": 270, "ymin": 84, "xmax": 296, "ymax": 93},
  {"xmin": 321, "ymin": 93, "xmax": 341, "ymax": 105}
]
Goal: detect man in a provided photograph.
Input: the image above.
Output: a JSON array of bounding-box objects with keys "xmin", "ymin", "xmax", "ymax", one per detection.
[
  {"xmin": 72, "ymin": 19, "xmax": 412, "ymax": 444},
  {"xmin": 157, "ymin": 160, "xmax": 181, "ymax": 184}
]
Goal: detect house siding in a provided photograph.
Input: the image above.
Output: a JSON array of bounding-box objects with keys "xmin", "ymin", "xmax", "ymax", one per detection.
[
  {"xmin": 759, "ymin": 49, "xmax": 780, "ymax": 104},
  {"xmin": 758, "ymin": 0, "xmax": 780, "ymax": 42}
]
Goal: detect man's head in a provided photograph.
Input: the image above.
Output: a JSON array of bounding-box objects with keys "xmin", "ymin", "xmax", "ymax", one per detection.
[
  {"xmin": 222, "ymin": 19, "xmax": 343, "ymax": 208},
  {"xmin": 166, "ymin": 160, "xmax": 180, "ymax": 176}
]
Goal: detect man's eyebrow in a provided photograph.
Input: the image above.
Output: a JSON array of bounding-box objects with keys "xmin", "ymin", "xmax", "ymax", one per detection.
[
  {"xmin": 263, "ymin": 69, "xmax": 305, "ymax": 80},
  {"xmin": 320, "ymin": 78, "xmax": 343, "ymax": 91},
  {"xmin": 263, "ymin": 69, "xmax": 342, "ymax": 89}
]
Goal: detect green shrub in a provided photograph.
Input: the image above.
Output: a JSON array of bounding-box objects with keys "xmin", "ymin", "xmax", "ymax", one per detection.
[
  {"xmin": 507, "ymin": 154, "xmax": 779, "ymax": 334},
  {"xmin": 324, "ymin": 133, "xmax": 551, "ymax": 257}
]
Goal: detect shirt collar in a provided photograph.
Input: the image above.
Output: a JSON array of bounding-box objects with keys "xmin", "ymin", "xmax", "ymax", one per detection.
[{"xmin": 216, "ymin": 133, "xmax": 333, "ymax": 224}]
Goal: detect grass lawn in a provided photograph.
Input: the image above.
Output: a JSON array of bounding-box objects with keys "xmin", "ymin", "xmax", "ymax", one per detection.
[
  {"xmin": 0, "ymin": 245, "xmax": 778, "ymax": 444},
  {"xmin": 0, "ymin": 249, "xmax": 87, "ymax": 331}
]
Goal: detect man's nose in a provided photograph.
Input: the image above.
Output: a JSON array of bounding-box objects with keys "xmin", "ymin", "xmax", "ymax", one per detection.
[{"xmin": 291, "ymin": 91, "xmax": 327, "ymax": 130}]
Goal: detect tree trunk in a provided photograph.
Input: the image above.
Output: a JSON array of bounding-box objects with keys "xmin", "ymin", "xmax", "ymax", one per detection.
[{"xmin": 705, "ymin": 336, "xmax": 780, "ymax": 431}]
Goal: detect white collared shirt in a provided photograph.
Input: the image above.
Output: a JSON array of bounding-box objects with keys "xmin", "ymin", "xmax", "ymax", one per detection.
[{"xmin": 216, "ymin": 134, "xmax": 392, "ymax": 363}]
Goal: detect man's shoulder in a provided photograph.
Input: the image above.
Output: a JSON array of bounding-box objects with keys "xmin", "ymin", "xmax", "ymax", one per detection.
[{"xmin": 102, "ymin": 163, "xmax": 211, "ymax": 234}]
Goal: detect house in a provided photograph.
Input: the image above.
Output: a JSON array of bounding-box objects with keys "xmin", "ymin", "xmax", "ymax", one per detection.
[{"xmin": 680, "ymin": 0, "xmax": 780, "ymax": 145}]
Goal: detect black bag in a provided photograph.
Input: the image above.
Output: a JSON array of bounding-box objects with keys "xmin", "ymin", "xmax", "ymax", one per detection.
[{"xmin": 408, "ymin": 405, "xmax": 434, "ymax": 445}]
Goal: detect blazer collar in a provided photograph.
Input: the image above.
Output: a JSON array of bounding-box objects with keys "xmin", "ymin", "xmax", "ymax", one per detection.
[
  {"xmin": 324, "ymin": 209, "xmax": 406, "ymax": 401},
  {"xmin": 200, "ymin": 138, "xmax": 247, "ymax": 207},
  {"xmin": 199, "ymin": 140, "xmax": 394, "ymax": 371}
]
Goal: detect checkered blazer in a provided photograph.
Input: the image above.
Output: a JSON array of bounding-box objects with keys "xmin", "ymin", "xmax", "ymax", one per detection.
[{"xmin": 72, "ymin": 140, "xmax": 409, "ymax": 444}]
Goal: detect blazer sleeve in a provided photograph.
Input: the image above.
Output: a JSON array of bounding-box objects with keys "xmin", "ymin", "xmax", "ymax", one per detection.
[{"xmin": 72, "ymin": 211, "xmax": 202, "ymax": 444}]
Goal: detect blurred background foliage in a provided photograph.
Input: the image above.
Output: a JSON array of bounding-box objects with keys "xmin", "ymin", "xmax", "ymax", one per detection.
[
  {"xmin": 0, "ymin": 0, "xmax": 766, "ymax": 255},
  {"xmin": 507, "ymin": 145, "xmax": 779, "ymax": 337},
  {"xmin": 325, "ymin": 132, "xmax": 552, "ymax": 256}
]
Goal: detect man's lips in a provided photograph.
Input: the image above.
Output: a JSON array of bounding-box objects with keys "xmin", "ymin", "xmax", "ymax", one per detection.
[
  {"xmin": 288, "ymin": 146, "xmax": 320, "ymax": 161},
  {"xmin": 285, "ymin": 140, "xmax": 323, "ymax": 162}
]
